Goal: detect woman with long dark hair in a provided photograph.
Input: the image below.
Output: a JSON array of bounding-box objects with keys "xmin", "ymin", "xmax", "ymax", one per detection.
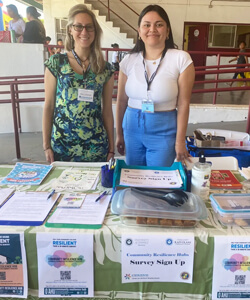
[
  {"xmin": 23, "ymin": 6, "xmax": 46, "ymax": 44},
  {"xmin": 7, "ymin": 4, "xmax": 25, "ymax": 41},
  {"xmin": 116, "ymin": 5, "xmax": 195, "ymax": 167}
]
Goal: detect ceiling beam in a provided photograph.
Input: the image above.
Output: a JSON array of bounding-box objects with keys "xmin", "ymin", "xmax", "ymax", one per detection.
[{"xmin": 16, "ymin": 0, "xmax": 43, "ymax": 11}]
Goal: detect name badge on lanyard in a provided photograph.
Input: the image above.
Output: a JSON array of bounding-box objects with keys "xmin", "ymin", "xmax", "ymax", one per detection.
[
  {"xmin": 72, "ymin": 49, "xmax": 94, "ymax": 102},
  {"xmin": 78, "ymin": 89, "xmax": 94, "ymax": 102},
  {"xmin": 142, "ymin": 91, "xmax": 154, "ymax": 113},
  {"xmin": 141, "ymin": 51, "xmax": 165, "ymax": 113}
]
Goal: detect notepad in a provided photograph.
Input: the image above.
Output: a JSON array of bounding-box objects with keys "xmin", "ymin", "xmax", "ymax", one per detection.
[
  {"xmin": 0, "ymin": 163, "xmax": 53, "ymax": 185},
  {"xmin": 0, "ymin": 191, "xmax": 60, "ymax": 226},
  {"xmin": 45, "ymin": 193, "xmax": 111, "ymax": 229}
]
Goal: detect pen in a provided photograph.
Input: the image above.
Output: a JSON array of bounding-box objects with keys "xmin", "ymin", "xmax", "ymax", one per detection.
[
  {"xmin": 95, "ymin": 191, "xmax": 107, "ymax": 202},
  {"xmin": 47, "ymin": 189, "xmax": 55, "ymax": 200}
]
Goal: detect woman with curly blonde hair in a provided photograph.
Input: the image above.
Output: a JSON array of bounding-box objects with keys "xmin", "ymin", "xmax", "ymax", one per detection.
[{"xmin": 43, "ymin": 4, "xmax": 115, "ymax": 163}]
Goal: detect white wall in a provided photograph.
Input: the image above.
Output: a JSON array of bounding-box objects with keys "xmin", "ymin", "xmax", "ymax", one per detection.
[
  {"xmin": 0, "ymin": 43, "xmax": 45, "ymax": 133},
  {"xmin": 124, "ymin": 0, "xmax": 250, "ymax": 49}
]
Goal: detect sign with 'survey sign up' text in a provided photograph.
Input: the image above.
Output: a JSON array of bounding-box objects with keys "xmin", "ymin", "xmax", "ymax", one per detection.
[{"xmin": 121, "ymin": 233, "xmax": 194, "ymax": 283}]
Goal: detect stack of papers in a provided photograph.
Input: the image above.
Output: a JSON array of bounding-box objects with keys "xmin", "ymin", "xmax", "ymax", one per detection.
[
  {"xmin": 0, "ymin": 163, "xmax": 53, "ymax": 185},
  {"xmin": 0, "ymin": 188, "xmax": 15, "ymax": 206},
  {"xmin": 120, "ymin": 168, "xmax": 183, "ymax": 188},
  {"xmin": 46, "ymin": 193, "xmax": 111, "ymax": 229},
  {"xmin": 0, "ymin": 191, "xmax": 60, "ymax": 226}
]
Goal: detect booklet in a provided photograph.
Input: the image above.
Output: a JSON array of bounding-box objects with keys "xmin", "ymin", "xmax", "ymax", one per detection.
[
  {"xmin": 119, "ymin": 168, "xmax": 183, "ymax": 188},
  {"xmin": 0, "ymin": 191, "xmax": 60, "ymax": 226},
  {"xmin": 52, "ymin": 169, "xmax": 100, "ymax": 192},
  {"xmin": 45, "ymin": 193, "xmax": 111, "ymax": 229},
  {"xmin": 0, "ymin": 163, "xmax": 53, "ymax": 185},
  {"xmin": 210, "ymin": 170, "xmax": 242, "ymax": 189}
]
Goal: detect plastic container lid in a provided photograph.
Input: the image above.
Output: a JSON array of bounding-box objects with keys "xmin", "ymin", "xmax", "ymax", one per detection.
[
  {"xmin": 111, "ymin": 188, "xmax": 207, "ymax": 221},
  {"xmin": 210, "ymin": 193, "xmax": 250, "ymax": 214}
]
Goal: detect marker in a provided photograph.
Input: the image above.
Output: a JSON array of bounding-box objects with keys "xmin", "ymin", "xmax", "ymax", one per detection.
[
  {"xmin": 95, "ymin": 191, "xmax": 107, "ymax": 202},
  {"xmin": 47, "ymin": 189, "xmax": 55, "ymax": 200}
]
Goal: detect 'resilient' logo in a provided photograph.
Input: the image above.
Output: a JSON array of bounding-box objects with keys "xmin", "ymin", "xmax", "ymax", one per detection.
[{"xmin": 166, "ymin": 238, "xmax": 173, "ymax": 245}]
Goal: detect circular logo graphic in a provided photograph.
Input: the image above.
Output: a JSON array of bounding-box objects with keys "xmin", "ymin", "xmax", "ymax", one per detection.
[
  {"xmin": 180, "ymin": 272, "xmax": 190, "ymax": 280},
  {"xmin": 126, "ymin": 238, "xmax": 133, "ymax": 246},
  {"xmin": 166, "ymin": 238, "xmax": 173, "ymax": 245},
  {"xmin": 17, "ymin": 171, "xmax": 38, "ymax": 179}
]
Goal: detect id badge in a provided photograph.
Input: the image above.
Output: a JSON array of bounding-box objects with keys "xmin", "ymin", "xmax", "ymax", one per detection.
[
  {"xmin": 78, "ymin": 89, "xmax": 94, "ymax": 102},
  {"xmin": 141, "ymin": 99, "xmax": 154, "ymax": 113}
]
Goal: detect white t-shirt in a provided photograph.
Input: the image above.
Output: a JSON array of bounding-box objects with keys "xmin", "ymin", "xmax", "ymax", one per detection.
[
  {"xmin": 120, "ymin": 49, "xmax": 193, "ymax": 111},
  {"xmin": 112, "ymin": 51, "xmax": 119, "ymax": 63},
  {"xmin": 8, "ymin": 19, "xmax": 26, "ymax": 36}
]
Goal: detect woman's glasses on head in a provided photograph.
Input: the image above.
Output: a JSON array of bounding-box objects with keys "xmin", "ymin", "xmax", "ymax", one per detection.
[{"xmin": 72, "ymin": 24, "xmax": 95, "ymax": 32}]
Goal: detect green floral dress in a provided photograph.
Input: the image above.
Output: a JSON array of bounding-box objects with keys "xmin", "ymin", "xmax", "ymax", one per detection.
[{"xmin": 44, "ymin": 53, "xmax": 114, "ymax": 162}]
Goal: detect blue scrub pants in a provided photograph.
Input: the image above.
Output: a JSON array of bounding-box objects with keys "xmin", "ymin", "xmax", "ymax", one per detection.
[{"xmin": 122, "ymin": 107, "xmax": 177, "ymax": 167}]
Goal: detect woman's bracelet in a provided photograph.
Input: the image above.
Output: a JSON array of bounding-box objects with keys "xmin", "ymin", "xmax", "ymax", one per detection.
[
  {"xmin": 109, "ymin": 151, "xmax": 115, "ymax": 154},
  {"xmin": 43, "ymin": 146, "xmax": 51, "ymax": 152}
]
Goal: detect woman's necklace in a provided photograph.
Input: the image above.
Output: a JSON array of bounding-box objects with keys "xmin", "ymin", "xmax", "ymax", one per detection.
[
  {"xmin": 71, "ymin": 50, "xmax": 89, "ymax": 72},
  {"xmin": 80, "ymin": 57, "xmax": 89, "ymax": 71}
]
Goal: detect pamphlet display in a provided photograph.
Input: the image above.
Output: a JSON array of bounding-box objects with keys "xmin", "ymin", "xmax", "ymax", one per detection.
[
  {"xmin": 0, "ymin": 163, "xmax": 53, "ymax": 185},
  {"xmin": 36, "ymin": 233, "xmax": 94, "ymax": 297},
  {"xmin": 0, "ymin": 233, "xmax": 28, "ymax": 298},
  {"xmin": 212, "ymin": 236, "xmax": 250, "ymax": 299}
]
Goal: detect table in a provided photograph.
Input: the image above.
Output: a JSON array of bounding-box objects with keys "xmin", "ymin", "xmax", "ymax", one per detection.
[{"xmin": 0, "ymin": 163, "xmax": 249, "ymax": 300}]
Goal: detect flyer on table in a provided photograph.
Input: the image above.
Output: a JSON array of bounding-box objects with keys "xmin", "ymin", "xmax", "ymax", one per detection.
[
  {"xmin": 212, "ymin": 236, "xmax": 250, "ymax": 299},
  {"xmin": 36, "ymin": 233, "xmax": 94, "ymax": 297},
  {"xmin": 0, "ymin": 233, "xmax": 28, "ymax": 298},
  {"xmin": 121, "ymin": 233, "xmax": 194, "ymax": 283}
]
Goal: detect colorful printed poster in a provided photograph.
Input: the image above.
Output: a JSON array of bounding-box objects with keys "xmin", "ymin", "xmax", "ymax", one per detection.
[
  {"xmin": 121, "ymin": 233, "xmax": 194, "ymax": 283},
  {"xmin": 212, "ymin": 236, "xmax": 250, "ymax": 299},
  {"xmin": 0, "ymin": 233, "xmax": 28, "ymax": 298},
  {"xmin": 0, "ymin": 163, "xmax": 53, "ymax": 185},
  {"xmin": 36, "ymin": 233, "xmax": 94, "ymax": 297}
]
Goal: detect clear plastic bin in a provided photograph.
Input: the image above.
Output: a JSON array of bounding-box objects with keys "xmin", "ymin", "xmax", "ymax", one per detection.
[
  {"xmin": 111, "ymin": 188, "xmax": 207, "ymax": 228},
  {"xmin": 210, "ymin": 193, "xmax": 250, "ymax": 227}
]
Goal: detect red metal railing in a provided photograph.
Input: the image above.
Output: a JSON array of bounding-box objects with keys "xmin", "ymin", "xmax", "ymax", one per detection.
[{"xmin": 1, "ymin": 49, "xmax": 250, "ymax": 160}]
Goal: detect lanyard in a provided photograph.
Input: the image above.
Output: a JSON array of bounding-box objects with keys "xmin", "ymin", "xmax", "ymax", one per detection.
[
  {"xmin": 72, "ymin": 49, "xmax": 90, "ymax": 84},
  {"xmin": 143, "ymin": 49, "xmax": 166, "ymax": 91}
]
